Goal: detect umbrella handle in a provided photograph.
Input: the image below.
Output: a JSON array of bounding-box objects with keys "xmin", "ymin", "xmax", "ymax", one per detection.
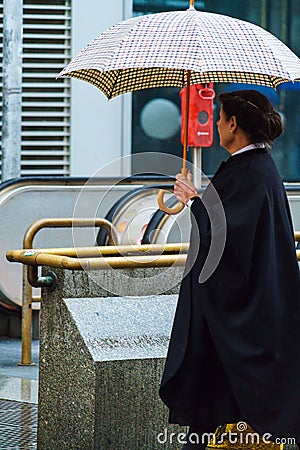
[
  {"xmin": 157, "ymin": 167, "xmax": 187, "ymax": 215},
  {"xmin": 157, "ymin": 190, "xmax": 185, "ymax": 215},
  {"xmin": 158, "ymin": 70, "xmax": 191, "ymax": 216}
]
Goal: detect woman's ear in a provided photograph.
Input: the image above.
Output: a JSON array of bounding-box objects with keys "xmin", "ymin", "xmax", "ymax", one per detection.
[{"xmin": 230, "ymin": 116, "xmax": 238, "ymax": 133}]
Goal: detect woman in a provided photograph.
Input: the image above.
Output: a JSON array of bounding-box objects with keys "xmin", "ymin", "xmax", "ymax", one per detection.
[{"xmin": 159, "ymin": 90, "xmax": 300, "ymax": 449}]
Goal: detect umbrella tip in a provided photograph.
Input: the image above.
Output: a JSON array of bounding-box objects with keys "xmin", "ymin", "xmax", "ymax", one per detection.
[{"xmin": 188, "ymin": 0, "xmax": 195, "ymax": 9}]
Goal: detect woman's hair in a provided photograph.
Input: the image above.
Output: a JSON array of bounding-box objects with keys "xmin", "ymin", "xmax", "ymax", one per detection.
[{"xmin": 218, "ymin": 90, "xmax": 283, "ymax": 145}]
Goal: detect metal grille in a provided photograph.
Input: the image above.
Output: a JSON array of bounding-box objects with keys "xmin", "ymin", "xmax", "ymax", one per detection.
[
  {"xmin": 0, "ymin": 0, "xmax": 71, "ymax": 177},
  {"xmin": 0, "ymin": 399, "xmax": 37, "ymax": 449}
]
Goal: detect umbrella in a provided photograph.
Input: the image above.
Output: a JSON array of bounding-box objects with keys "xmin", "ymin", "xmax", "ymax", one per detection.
[{"xmin": 59, "ymin": 0, "xmax": 300, "ymax": 214}]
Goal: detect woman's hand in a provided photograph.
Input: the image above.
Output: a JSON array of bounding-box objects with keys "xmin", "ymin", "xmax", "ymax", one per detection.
[{"xmin": 174, "ymin": 170, "xmax": 198, "ymax": 204}]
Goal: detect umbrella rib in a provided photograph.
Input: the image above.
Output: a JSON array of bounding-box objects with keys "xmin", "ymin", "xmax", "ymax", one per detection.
[{"xmin": 108, "ymin": 69, "xmax": 123, "ymax": 100}]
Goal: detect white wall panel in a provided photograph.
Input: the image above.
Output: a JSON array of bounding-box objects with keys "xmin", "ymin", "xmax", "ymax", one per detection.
[{"xmin": 70, "ymin": 0, "xmax": 132, "ymax": 177}]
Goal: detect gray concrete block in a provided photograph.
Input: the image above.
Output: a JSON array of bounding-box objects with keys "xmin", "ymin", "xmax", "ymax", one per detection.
[
  {"xmin": 52, "ymin": 266, "xmax": 183, "ymax": 299},
  {"xmin": 38, "ymin": 271, "xmax": 186, "ymax": 449}
]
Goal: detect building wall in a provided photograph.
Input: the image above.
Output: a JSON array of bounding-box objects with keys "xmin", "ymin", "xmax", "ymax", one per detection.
[
  {"xmin": 70, "ymin": 0, "xmax": 132, "ymax": 177},
  {"xmin": 1, "ymin": 0, "xmax": 73, "ymax": 179}
]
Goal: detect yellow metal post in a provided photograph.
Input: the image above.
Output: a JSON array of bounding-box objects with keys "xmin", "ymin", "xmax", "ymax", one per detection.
[
  {"xmin": 18, "ymin": 265, "xmax": 34, "ymax": 365},
  {"xmin": 19, "ymin": 217, "xmax": 118, "ymax": 365}
]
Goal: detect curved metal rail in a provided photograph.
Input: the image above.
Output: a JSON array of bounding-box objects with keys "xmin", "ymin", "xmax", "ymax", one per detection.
[
  {"xmin": 10, "ymin": 217, "xmax": 118, "ymax": 366},
  {"xmin": 10, "ymin": 241, "xmax": 188, "ymax": 366},
  {"xmin": 7, "ymin": 216, "xmax": 188, "ymax": 366},
  {"xmin": 23, "ymin": 218, "xmax": 119, "ymax": 286}
]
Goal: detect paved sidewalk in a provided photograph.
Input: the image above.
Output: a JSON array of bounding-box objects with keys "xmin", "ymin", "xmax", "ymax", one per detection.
[{"xmin": 0, "ymin": 338, "xmax": 39, "ymax": 449}]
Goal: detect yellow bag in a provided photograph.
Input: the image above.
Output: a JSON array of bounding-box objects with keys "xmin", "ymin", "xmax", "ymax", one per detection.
[{"xmin": 207, "ymin": 423, "xmax": 283, "ymax": 449}]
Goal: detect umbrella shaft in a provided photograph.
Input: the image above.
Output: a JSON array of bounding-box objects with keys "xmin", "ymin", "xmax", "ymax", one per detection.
[{"xmin": 183, "ymin": 70, "xmax": 191, "ymax": 174}]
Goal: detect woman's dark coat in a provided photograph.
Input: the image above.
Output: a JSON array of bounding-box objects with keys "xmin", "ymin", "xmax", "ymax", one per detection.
[{"xmin": 159, "ymin": 148, "xmax": 300, "ymax": 441}]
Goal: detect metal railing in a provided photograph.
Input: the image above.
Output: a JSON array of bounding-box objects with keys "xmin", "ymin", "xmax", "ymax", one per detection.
[
  {"xmin": 6, "ymin": 218, "xmax": 300, "ymax": 366},
  {"xmin": 6, "ymin": 217, "xmax": 188, "ymax": 365},
  {"xmin": 11, "ymin": 217, "xmax": 119, "ymax": 365}
]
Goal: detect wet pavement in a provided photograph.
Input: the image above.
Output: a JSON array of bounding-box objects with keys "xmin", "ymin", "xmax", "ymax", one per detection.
[
  {"xmin": 0, "ymin": 338, "xmax": 39, "ymax": 449},
  {"xmin": 0, "ymin": 338, "xmax": 298, "ymax": 449}
]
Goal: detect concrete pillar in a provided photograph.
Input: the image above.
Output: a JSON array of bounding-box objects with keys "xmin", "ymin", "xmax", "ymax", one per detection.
[
  {"xmin": 37, "ymin": 266, "xmax": 185, "ymax": 449},
  {"xmin": 2, "ymin": 0, "xmax": 23, "ymax": 182}
]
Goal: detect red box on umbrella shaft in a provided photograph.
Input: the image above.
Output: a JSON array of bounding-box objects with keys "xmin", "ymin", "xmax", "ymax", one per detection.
[{"xmin": 181, "ymin": 83, "xmax": 215, "ymax": 147}]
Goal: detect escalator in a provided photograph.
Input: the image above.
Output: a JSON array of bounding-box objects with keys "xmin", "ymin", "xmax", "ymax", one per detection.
[{"xmin": 1, "ymin": 176, "xmax": 300, "ymax": 333}]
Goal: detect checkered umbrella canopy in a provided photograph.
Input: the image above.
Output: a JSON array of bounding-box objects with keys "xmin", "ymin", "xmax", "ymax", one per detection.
[{"xmin": 59, "ymin": 7, "xmax": 300, "ymax": 98}]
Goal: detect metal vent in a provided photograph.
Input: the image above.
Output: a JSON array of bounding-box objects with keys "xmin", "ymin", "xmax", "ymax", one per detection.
[{"xmin": 0, "ymin": 0, "xmax": 71, "ymax": 177}]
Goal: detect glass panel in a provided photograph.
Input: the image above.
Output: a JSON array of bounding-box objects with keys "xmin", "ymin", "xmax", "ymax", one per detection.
[{"xmin": 132, "ymin": 0, "xmax": 300, "ymax": 181}]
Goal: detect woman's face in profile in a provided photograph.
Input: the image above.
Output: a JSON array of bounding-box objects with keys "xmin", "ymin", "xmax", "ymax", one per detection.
[{"xmin": 216, "ymin": 106, "xmax": 234, "ymax": 151}]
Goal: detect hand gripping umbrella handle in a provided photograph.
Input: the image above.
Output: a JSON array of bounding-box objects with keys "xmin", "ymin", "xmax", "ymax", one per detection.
[
  {"xmin": 158, "ymin": 70, "xmax": 191, "ymax": 215},
  {"xmin": 157, "ymin": 167, "xmax": 187, "ymax": 215}
]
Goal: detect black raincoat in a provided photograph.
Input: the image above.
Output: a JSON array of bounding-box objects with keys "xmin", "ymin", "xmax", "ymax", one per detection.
[{"xmin": 159, "ymin": 148, "xmax": 300, "ymax": 442}]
